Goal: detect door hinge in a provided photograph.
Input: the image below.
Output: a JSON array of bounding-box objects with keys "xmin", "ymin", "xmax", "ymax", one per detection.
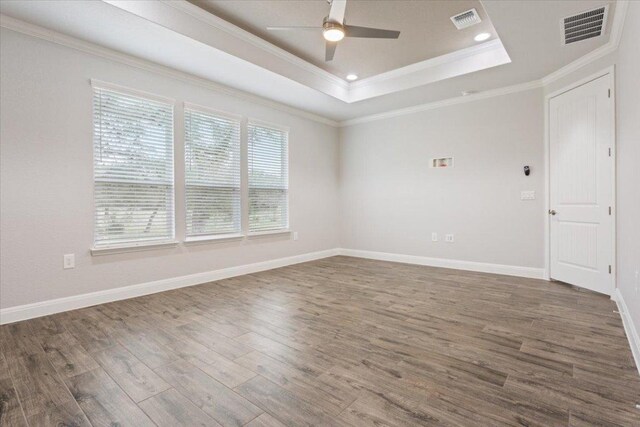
[
  {"xmin": 609, "ymin": 265, "xmax": 612, "ymax": 274},
  {"xmin": 608, "ymin": 147, "xmax": 611, "ymax": 157},
  {"xmin": 608, "ymin": 88, "xmax": 611, "ymax": 98},
  {"xmin": 609, "ymin": 206, "xmax": 612, "ymax": 215}
]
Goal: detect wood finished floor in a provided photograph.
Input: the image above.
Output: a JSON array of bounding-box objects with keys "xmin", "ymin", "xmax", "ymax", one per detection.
[{"xmin": 1, "ymin": 256, "xmax": 639, "ymax": 427}]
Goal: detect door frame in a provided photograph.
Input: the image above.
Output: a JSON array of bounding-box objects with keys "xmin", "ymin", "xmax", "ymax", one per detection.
[{"xmin": 543, "ymin": 65, "xmax": 616, "ymax": 295}]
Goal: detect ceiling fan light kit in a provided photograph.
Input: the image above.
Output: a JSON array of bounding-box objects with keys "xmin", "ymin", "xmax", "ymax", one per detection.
[
  {"xmin": 267, "ymin": 0, "xmax": 400, "ymax": 62},
  {"xmin": 323, "ymin": 20, "xmax": 345, "ymax": 42}
]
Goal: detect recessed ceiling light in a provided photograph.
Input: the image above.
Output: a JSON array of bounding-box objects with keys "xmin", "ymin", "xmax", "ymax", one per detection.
[
  {"xmin": 346, "ymin": 74, "xmax": 358, "ymax": 81},
  {"xmin": 461, "ymin": 90, "xmax": 477, "ymax": 96},
  {"xmin": 474, "ymin": 32, "xmax": 491, "ymax": 42}
]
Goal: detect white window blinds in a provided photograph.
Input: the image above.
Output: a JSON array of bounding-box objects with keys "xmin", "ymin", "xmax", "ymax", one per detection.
[
  {"xmin": 93, "ymin": 86, "xmax": 174, "ymax": 247},
  {"xmin": 184, "ymin": 107, "xmax": 241, "ymax": 237},
  {"xmin": 248, "ymin": 122, "xmax": 289, "ymax": 232}
]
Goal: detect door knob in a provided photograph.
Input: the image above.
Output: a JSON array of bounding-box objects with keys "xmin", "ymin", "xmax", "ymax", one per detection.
[{"xmin": 549, "ymin": 209, "xmax": 557, "ymax": 215}]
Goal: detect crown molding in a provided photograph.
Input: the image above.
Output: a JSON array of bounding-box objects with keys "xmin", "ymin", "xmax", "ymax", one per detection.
[
  {"xmin": 154, "ymin": 0, "xmax": 349, "ymax": 89},
  {"xmin": 340, "ymin": 0, "xmax": 630, "ymax": 126},
  {"xmin": 350, "ymin": 39, "xmax": 504, "ymax": 90},
  {"xmin": 101, "ymin": 0, "xmax": 511, "ymax": 104},
  {"xmin": 0, "ymin": 0, "xmax": 630, "ymax": 129},
  {"xmin": 541, "ymin": 0, "xmax": 628, "ymax": 86},
  {"xmin": 0, "ymin": 14, "xmax": 339, "ymax": 127},
  {"xmin": 339, "ymin": 80, "xmax": 543, "ymax": 127},
  {"xmin": 347, "ymin": 38, "xmax": 511, "ymax": 102}
]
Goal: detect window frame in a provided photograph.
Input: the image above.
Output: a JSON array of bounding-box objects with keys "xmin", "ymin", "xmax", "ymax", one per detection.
[
  {"xmin": 89, "ymin": 80, "xmax": 294, "ymax": 255},
  {"xmin": 246, "ymin": 119, "xmax": 290, "ymax": 235},
  {"xmin": 90, "ymin": 80, "xmax": 177, "ymax": 253},
  {"xmin": 183, "ymin": 102, "xmax": 243, "ymax": 241}
]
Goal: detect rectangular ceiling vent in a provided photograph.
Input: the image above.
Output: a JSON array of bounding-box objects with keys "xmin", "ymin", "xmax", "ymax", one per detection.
[
  {"xmin": 450, "ymin": 9, "xmax": 482, "ymax": 30},
  {"xmin": 563, "ymin": 5, "xmax": 608, "ymax": 45}
]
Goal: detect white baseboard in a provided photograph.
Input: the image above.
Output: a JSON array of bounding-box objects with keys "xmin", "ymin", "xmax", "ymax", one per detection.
[
  {"xmin": 613, "ymin": 288, "xmax": 640, "ymax": 376},
  {"xmin": 0, "ymin": 247, "xmax": 546, "ymax": 325},
  {"xmin": 0, "ymin": 248, "xmax": 340, "ymax": 325},
  {"xmin": 337, "ymin": 248, "xmax": 546, "ymax": 279}
]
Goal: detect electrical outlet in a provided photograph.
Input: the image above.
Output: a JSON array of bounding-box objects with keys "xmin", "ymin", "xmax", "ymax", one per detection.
[
  {"xmin": 63, "ymin": 254, "xmax": 75, "ymax": 269},
  {"xmin": 293, "ymin": 232, "xmax": 299, "ymax": 241},
  {"xmin": 432, "ymin": 232, "xmax": 438, "ymax": 242},
  {"xmin": 445, "ymin": 234, "xmax": 454, "ymax": 243}
]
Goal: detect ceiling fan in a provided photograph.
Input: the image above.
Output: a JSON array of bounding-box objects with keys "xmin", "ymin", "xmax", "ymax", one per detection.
[{"xmin": 266, "ymin": 0, "xmax": 401, "ymax": 61}]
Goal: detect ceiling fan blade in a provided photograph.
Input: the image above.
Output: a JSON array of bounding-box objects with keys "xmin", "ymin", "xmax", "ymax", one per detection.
[
  {"xmin": 344, "ymin": 25, "xmax": 400, "ymax": 39},
  {"xmin": 325, "ymin": 41, "xmax": 337, "ymax": 61},
  {"xmin": 328, "ymin": 0, "xmax": 347, "ymax": 23},
  {"xmin": 266, "ymin": 26, "xmax": 322, "ymax": 31}
]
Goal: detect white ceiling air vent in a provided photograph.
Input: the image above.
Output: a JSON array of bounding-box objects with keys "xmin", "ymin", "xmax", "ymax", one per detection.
[
  {"xmin": 563, "ymin": 5, "xmax": 608, "ymax": 45},
  {"xmin": 450, "ymin": 9, "xmax": 482, "ymax": 30}
]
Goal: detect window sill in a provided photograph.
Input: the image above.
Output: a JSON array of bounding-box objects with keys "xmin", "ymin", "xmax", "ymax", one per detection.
[
  {"xmin": 184, "ymin": 234, "xmax": 244, "ymax": 245},
  {"xmin": 91, "ymin": 240, "xmax": 179, "ymax": 256},
  {"xmin": 247, "ymin": 229, "xmax": 291, "ymax": 238}
]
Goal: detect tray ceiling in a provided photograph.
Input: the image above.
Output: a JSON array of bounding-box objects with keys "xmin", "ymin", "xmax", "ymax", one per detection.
[
  {"xmin": 188, "ymin": 0, "xmax": 498, "ymax": 80},
  {"xmin": 0, "ymin": 0, "xmax": 620, "ymax": 122}
]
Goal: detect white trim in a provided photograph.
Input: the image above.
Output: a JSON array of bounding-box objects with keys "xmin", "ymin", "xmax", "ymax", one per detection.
[
  {"xmin": 612, "ymin": 289, "xmax": 640, "ymax": 376},
  {"xmin": 338, "ymin": 0, "xmax": 629, "ymax": 126},
  {"xmin": 0, "ymin": 1, "xmax": 629, "ymax": 128},
  {"xmin": 338, "ymin": 248, "xmax": 546, "ymax": 279},
  {"xmin": 0, "ymin": 14, "xmax": 339, "ymax": 127},
  {"xmin": 104, "ymin": 0, "xmax": 510, "ymax": 103},
  {"xmin": 247, "ymin": 118, "xmax": 291, "ymax": 134},
  {"xmin": 0, "ymin": 248, "xmax": 340, "ymax": 324},
  {"xmin": 183, "ymin": 233, "xmax": 245, "ymax": 244},
  {"xmin": 340, "ymin": 80, "xmax": 544, "ymax": 127},
  {"xmin": 90, "ymin": 240, "xmax": 179, "ymax": 256},
  {"xmin": 183, "ymin": 102, "xmax": 243, "ymax": 122},
  {"xmin": 157, "ymin": 0, "xmax": 348, "ymax": 90},
  {"xmin": 91, "ymin": 78, "xmax": 176, "ymax": 104},
  {"xmin": 545, "ymin": 65, "xmax": 615, "ymax": 99},
  {"xmin": 247, "ymin": 229, "xmax": 291, "ymax": 238},
  {"xmin": 350, "ymin": 40, "xmax": 505, "ymax": 90},
  {"xmin": 544, "ymin": 66, "xmax": 616, "ymax": 293},
  {"xmin": 0, "ymin": 247, "xmax": 549, "ymax": 325}
]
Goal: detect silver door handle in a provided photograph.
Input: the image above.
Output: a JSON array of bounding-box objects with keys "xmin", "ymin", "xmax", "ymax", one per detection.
[{"xmin": 549, "ymin": 209, "xmax": 557, "ymax": 215}]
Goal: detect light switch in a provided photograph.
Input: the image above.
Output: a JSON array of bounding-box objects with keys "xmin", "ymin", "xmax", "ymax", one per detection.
[
  {"xmin": 432, "ymin": 232, "xmax": 438, "ymax": 242},
  {"xmin": 521, "ymin": 190, "xmax": 536, "ymax": 200},
  {"xmin": 445, "ymin": 234, "xmax": 454, "ymax": 243}
]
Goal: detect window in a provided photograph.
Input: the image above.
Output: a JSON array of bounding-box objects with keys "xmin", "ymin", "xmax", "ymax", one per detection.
[
  {"xmin": 248, "ymin": 121, "xmax": 289, "ymax": 233},
  {"xmin": 93, "ymin": 85, "xmax": 174, "ymax": 248},
  {"xmin": 184, "ymin": 106, "xmax": 241, "ymax": 238}
]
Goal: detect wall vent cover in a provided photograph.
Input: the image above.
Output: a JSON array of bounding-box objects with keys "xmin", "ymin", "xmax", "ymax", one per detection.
[
  {"xmin": 563, "ymin": 5, "xmax": 608, "ymax": 44},
  {"xmin": 450, "ymin": 9, "xmax": 482, "ymax": 30}
]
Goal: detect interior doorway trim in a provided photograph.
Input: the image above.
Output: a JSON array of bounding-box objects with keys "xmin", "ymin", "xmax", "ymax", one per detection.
[{"xmin": 543, "ymin": 65, "xmax": 616, "ymax": 294}]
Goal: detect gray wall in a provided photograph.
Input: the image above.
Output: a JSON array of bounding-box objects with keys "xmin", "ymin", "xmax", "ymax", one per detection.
[
  {"xmin": 0, "ymin": 29, "xmax": 340, "ymax": 309},
  {"xmin": 616, "ymin": 0, "xmax": 640, "ymax": 336},
  {"xmin": 1, "ymin": 8, "xmax": 637, "ymax": 342},
  {"xmin": 339, "ymin": 89, "xmax": 545, "ymax": 269}
]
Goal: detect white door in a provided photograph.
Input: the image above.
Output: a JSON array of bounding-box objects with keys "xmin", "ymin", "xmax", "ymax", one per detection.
[{"xmin": 549, "ymin": 74, "xmax": 614, "ymax": 295}]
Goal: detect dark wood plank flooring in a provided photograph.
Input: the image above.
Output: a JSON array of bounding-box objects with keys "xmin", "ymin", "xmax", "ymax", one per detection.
[{"xmin": 1, "ymin": 256, "xmax": 639, "ymax": 426}]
